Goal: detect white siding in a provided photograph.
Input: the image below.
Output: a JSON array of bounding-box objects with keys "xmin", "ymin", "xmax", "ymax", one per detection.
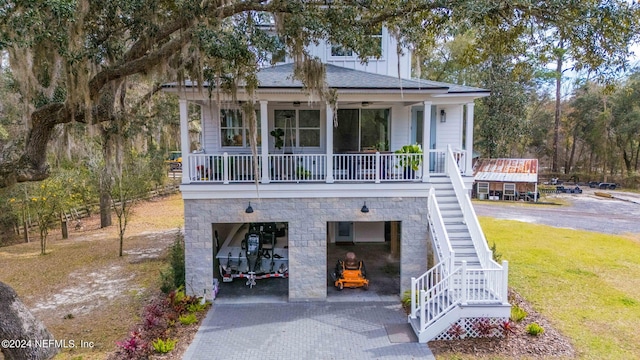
[
  {"xmin": 302, "ymin": 28, "xmax": 412, "ymax": 79},
  {"xmin": 435, "ymin": 105, "xmax": 463, "ymax": 150},
  {"xmin": 389, "ymin": 104, "xmax": 411, "ymax": 151},
  {"xmin": 201, "ymin": 103, "xmax": 219, "ymax": 153}
]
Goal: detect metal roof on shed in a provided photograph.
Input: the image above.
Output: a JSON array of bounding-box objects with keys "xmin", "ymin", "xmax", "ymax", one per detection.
[{"xmin": 473, "ymin": 158, "xmax": 538, "ymax": 183}]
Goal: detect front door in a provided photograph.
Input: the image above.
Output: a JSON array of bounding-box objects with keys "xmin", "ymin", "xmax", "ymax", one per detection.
[{"xmin": 412, "ymin": 106, "xmax": 437, "ymax": 170}]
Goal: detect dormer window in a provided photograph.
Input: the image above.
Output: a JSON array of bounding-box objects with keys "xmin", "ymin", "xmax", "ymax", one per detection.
[
  {"xmin": 328, "ymin": 25, "xmax": 384, "ymax": 59},
  {"xmin": 330, "ymin": 44, "xmax": 354, "ymax": 57}
]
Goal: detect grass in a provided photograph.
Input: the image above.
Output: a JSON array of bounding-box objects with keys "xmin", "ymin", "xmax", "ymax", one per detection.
[
  {"xmin": 0, "ymin": 194, "xmax": 184, "ymax": 359},
  {"xmin": 480, "ymin": 217, "xmax": 640, "ymax": 360}
]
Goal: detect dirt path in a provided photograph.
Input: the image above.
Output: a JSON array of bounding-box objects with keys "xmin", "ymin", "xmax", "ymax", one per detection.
[{"xmin": 0, "ymin": 194, "xmax": 185, "ymax": 360}]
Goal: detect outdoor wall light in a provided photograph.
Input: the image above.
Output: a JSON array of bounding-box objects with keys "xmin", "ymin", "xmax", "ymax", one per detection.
[
  {"xmin": 361, "ymin": 101, "xmax": 370, "ymax": 107},
  {"xmin": 440, "ymin": 109, "xmax": 446, "ymax": 123},
  {"xmin": 293, "ymin": 101, "xmax": 301, "ymax": 107},
  {"xmin": 245, "ymin": 202, "xmax": 254, "ymax": 214},
  {"xmin": 361, "ymin": 201, "xmax": 369, "ymax": 213}
]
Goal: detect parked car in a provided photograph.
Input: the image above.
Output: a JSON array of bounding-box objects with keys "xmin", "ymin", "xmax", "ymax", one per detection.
[
  {"xmin": 556, "ymin": 186, "xmax": 582, "ymax": 194},
  {"xmin": 598, "ymin": 182, "xmax": 617, "ymax": 190}
]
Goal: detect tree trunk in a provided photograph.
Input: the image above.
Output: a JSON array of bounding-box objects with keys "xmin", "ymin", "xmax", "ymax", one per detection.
[
  {"xmin": 99, "ymin": 191, "xmax": 112, "ymax": 228},
  {"xmin": 0, "ymin": 282, "xmax": 58, "ymax": 360},
  {"xmin": 100, "ymin": 126, "xmax": 113, "ymax": 228},
  {"xmin": 552, "ymin": 42, "xmax": 564, "ymax": 173}
]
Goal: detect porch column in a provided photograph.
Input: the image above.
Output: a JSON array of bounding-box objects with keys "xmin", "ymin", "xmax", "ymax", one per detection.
[
  {"xmin": 179, "ymin": 99, "xmax": 190, "ymax": 184},
  {"xmin": 465, "ymin": 102, "xmax": 475, "ymax": 176},
  {"xmin": 260, "ymin": 100, "xmax": 270, "ymax": 184},
  {"xmin": 325, "ymin": 102, "xmax": 334, "ymax": 183},
  {"xmin": 422, "ymin": 100, "xmax": 432, "ymax": 182}
]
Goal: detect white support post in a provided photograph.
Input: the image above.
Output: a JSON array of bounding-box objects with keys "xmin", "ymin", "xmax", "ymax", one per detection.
[
  {"xmin": 411, "ymin": 277, "xmax": 417, "ymax": 319},
  {"xmin": 460, "ymin": 260, "xmax": 468, "ymax": 306},
  {"xmin": 223, "ymin": 152, "xmax": 229, "ymax": 184},
  {"xmin": 422, "ymin": 101, "xmax": 432, "ymax": 182},
  {"xmin": 501, "ymin": 260, "xmax": 510, "ymax": 305},
  {"xmin": 375, "ymin": 151, "xmax": 381, "ymax": 183},
  {"xmin": 465, "ymin": 102, "xmax": 475, "ymax": 176},
  {"xmin": 419, "ymin": 289, "xmax": 426, "ymax": 330},
  {"xmin": 325, "ymin": 102, "xmax": 334, "ymax": 183},
  {"xmin": 260, "ymin": 101, "xmax": 270, "ymax": 184},
  {"xmin": 179, "ymin": 99, "xmax": 190, "ymax": 184}
]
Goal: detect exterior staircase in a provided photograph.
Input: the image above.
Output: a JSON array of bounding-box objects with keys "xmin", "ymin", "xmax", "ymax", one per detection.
[
  {"xmin": 408, "ymin": 147, "xmax": 510, "ymax": 342},
  {"xmin": 430, "ymin": 176, "xmax": 481, "ymax": 269}
]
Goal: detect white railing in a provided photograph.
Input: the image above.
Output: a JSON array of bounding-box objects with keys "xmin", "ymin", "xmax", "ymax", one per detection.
[
  {"xmin": 445, "ymin": 145, "xmax": 508, "ymax": 303},
  {"xmin": 269, "ymin": 154, "xmax": 326, "ymax": 182},
  {"xmin": 427, "ymin": 188, "xmax": 455, "ymax": 265},
  {"xmin": 446, "ymin": 145, "xmax": 494, "ymax": 269},
  {"xmin": 185, "ymin": 149, "xmax": 466, "ymax": 184},
  {"xmin": 188, "ymin": 153, "xmax": 259, "ymax": 183},
  {"xmin": 410, "ymin": 257, "xmax": 456, "ymax": 320},
  {"xmin": 462, "ymin": 263, "xmax": 509, "ymax": 304},
  {"xmin": 409, "ymin": 148, "xmax": 509, "ymax": 339},
  {"xmin": 412, "ymin": 261, "xmax": 463, "ymax": 331}
]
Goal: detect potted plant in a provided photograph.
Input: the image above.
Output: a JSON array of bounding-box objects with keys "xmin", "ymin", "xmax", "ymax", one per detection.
[
  {"xmin": 395, "ymin": 144, "xmax": 423, "ymax": 178},
  {"xmin": 270, "ymin": 128, "xmax": 284, "ymax": 150}
]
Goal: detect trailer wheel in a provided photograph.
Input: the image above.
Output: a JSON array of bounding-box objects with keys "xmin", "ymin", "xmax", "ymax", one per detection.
[
  {"xmin": 363, "ymin": 283, "xmax": 369, "ymax": 291},
  {"xmin": 338, "ymin": 282, "xmax": 344, "ymax": 291}
]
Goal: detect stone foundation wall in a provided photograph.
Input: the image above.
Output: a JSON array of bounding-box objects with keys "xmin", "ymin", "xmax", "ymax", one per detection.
[{"xmin": 184, "ymin": 197, "xmax": 430, "ymax": 300}]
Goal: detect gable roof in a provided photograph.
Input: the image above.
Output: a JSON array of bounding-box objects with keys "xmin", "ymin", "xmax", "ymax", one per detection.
[
  {"xmin": 473, "ymin": 158, "xmax": 539, "ymax": 183},
  {"xmin": 162, "ymin": 63, "xmax": 489, "ymax": 95}
]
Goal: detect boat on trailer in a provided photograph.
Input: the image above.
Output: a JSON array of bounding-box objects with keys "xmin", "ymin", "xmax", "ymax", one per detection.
[{"xmin": 217, "ymin": 222, "xmax": 288, "ymax": 287}]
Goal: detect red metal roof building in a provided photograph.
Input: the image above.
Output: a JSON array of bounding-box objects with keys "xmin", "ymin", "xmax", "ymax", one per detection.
[{"xmin": 473, "ymin": 158, "xmax": 539, "ymax": 201}]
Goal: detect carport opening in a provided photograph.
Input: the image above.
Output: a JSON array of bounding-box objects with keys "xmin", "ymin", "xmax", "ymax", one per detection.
[
  {"xmin": 327, "ymin": 221, "xmax": 400, "ymax": 297},
  {"xmin": 212, "ymin": 222, "xmax": 289, "ymax": 300}
]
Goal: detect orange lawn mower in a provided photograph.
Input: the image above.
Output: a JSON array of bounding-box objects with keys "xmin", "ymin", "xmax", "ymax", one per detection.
[{"xmin": 332, "ymin": 251, "xmax": 369, "ymax": 290}]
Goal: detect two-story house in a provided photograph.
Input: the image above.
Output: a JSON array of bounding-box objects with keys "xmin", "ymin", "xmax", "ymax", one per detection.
[{"xmin": 162, "ymin": 27, "xmax": 510, "ymax": 342}]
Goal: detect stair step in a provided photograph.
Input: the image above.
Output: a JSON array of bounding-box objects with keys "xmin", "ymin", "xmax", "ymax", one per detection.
[
  {"xmin": 448, "ymin": 233, "xmax": 471, "ymax": 240},
  {"xmin": 440, "ymin": 209, "xmax": 462, "ymax": 217},
  {"xmin": 443, "ymin": 217, "xmax": 465, "ymax": 224}
]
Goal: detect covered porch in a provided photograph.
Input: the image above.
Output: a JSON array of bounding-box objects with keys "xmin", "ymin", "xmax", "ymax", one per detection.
[{"xmin": 166, "ymin": 63, "xmax": 486, "ymax": 186}]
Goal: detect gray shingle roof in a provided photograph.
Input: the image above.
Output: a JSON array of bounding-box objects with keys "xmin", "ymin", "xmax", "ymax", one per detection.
[
  {"xmin": 257, "ymin": 63, "xmax": 488, "ymax": 93},
  {"xmin": 162, "ymin": 63, "xmax": 489, "ymax": 94}
]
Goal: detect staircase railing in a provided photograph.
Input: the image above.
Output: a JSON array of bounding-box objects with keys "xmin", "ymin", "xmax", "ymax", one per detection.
[
  {"xmin": 410, "ymin": 256, "xmax": 456, "ymax": 320},
  {"xmin": 427, "ymin": 188, "xmax": 455, "ymax": 265},
  {"xmin": 445, "ymin": 145, "xmax": 509, "ymax": 304}
]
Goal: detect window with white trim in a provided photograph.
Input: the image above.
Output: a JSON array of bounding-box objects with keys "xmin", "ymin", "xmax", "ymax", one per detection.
[
  {"xmin": 477, "ymin": 182, "xmax": 489, "ymax": 194},
  {"xmin": 274, "ymin": 109, "xmax": 321, "ymax": 148},
  {"xmin": 220, "ymin": 109, "xmax": 261, "ymax": 147}
]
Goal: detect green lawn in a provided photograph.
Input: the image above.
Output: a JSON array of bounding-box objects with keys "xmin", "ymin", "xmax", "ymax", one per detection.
[{"xmin": 480, "ymin": 217, "xmax": 640, "ymax": 360}]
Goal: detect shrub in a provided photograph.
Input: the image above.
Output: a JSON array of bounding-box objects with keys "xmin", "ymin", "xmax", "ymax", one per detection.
[
  {"xmin": 472, "ymin": 317, "xmax": 496, "ymax": 337},
  {"xmin": 490, "ymin": 242, "xmax": 502, "ymax": 262},
  {"xmin": 446, "ymin": 323, "xmax": 466, "ymax": 339},
  {"xmin": 179, "ymin": 313, "xmax": 198, "ymax": 325},
  {"xmin": 116, "ymin": 331, "xmax": 149, "ymax": 358},
  {"xmin": 499, "ymin": 320, "xmax": 516, "ymax": 336},
  {"xmin": 152, "ymin": 338, "xmax": 177, "ymax": 354},
  {"xmin": 401, "ymin": 290, "xmax": 413, "ymax": 308},
  {"xmin": 187, "ymin": 302, "xmax": 207, "ymax": 313},
  {"xmin": 526, "ymin": 322, "xmax": 545, "ymax": 336},
  {"xmin": 510, "ymin": 304, "xmax": 528, "ymax": 322},
  {"xmin": 160, "ymin": 232, "xmax": 185, "ymax": 293},
  {"xmin": 170, "ymin": 232, "xmax": 185, "ymax": 289}
]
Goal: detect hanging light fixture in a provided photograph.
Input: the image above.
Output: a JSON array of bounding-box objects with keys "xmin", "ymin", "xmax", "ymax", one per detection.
[
  {"xmin": 361, "ymin": 201, "xmax": 369, "ymax": 213},
  {"xmin": 245, "ymin": 202, "xmax": 254, "ymax": 214}
]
